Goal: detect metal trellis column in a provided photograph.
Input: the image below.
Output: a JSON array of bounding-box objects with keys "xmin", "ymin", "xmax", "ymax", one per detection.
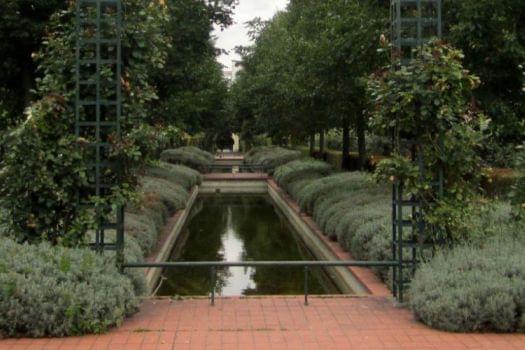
[
  {"xmin": 390, "ymin": 0, "xmax": 442, "ymax": 302},
  {"xmin": 75, "ymin": 0, "xmax": 124, "ymax": 268}
]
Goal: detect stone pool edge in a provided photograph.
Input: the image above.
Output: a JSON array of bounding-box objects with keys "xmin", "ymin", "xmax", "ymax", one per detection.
[
  {"xmin": 146, "ymin": 175, "xmax": 390, "ymax": 297},
  {"xmin": 267, "ymin": 180, "xmax": 370, "ymax": 295},
  {"xmin": 144, "ymin": 186, "xmax": 199, "ymax": 294}
]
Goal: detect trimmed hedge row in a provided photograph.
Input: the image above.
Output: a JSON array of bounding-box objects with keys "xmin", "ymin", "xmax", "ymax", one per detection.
[
  {"xmin": 274, "ymin": 158, "xmax": 525, "ymax": 333},
  {"xmin": 273, "ymin": 162, "xmax": 393, "ymax": 281},
  {"xmin": 0, "ymin": 163, "xmax": 199, "ymax": 338},
  {"xmin": 160, "ymin": 146, "xmax": 214, "ymax": 172},
  {"xmin": 273, "ymin": 159, "xmax": 333, "ymax": 188},
  {"xmin": 145, "ymin": 162, "xmax": 202, "ymax": 189},
  {"xmin": 410, "ymin": 238, "xmax": 525, "ymax": 333},
  {"xmin": 245, "ymin": 146, "xmax": 301, "ymax": 173},
  {"xmin": 0, "ymin": 239, "xmax": 139, "ymax": 337},
  {"xmin": 125, "ymin": 163, "xmax": 200, "ymax": 256}
]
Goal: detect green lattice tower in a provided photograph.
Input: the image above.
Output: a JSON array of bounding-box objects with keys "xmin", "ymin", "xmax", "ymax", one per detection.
[
  {"xmin": 75, "ymin": 0, "xmax": 124, "ymax": 268},
  {"xmin": 390, "ymin": 0, "xmax": 442, "ymax": 303}
]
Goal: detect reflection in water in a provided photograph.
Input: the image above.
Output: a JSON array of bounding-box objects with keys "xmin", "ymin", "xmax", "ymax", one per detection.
[
  {"xmin": 219, "ymin": 206, "xmax": 256, "ymax": 295},
  {"xmin": 157, "ymin": 195, "xmax": 340, "ymax": 296}
]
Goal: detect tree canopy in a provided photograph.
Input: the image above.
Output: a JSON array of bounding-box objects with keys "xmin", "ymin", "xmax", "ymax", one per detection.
[{"xmin": 230, "ymin": 0, "xmax": 388, "ymax": 167}]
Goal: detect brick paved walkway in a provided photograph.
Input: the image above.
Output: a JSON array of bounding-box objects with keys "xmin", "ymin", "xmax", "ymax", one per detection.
[{"xmin": 2, "ymin": 296, "xmax": 525, "ymax": 350}]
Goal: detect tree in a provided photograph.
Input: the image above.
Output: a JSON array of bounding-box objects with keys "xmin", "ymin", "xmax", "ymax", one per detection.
[
  {"xmin": 445, "ymin": 0, "xmax": 525, "ymax": 166},
  {"xmin": 0, "ymin": 0, "xmax": 66, "ymax": 131},
  {"xmin": 368, "ymin": 41, "xmax": 488, "ymax": 243},
  {"xmin": 0, "ymin": 0, "xmax": 171, "ymax": 245},
  {"xmin": 230, "ymin": 0, "xmax": 388, "ymax": 169},
  {"xmin": 151, "ymin": 0, "xmax": 235, "ymax": 150}
]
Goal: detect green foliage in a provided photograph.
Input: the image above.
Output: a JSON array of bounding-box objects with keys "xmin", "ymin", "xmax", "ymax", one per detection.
[
  {"xmin": 0, "ymin": 0, "xmax": 172, "ymax": 245},
  {"xmin": 0, "ymin": 238, "xmax": 139, "ymax": 337},
  {"xmin": 275, "ymin": 165, "xmax": 393, "ymax": 283},
  {"xmin": 0, "ymin": 97, "xmax": 93, "ymax": 245},
  {"xmin": 244, "ymin": 146, "xmax": 301, "ymax": 173},
  {"xmin": 145, "ymin": 162, "xmax": 202, "ymax": 189},
  {"xmin": 152, "ymin": 0, "xmax": 234, "ymax": 149},
  {"xmin": 445, "ymin": 0, "xmax": 525, "ymax": 150},
  {"xmin": 141, "ymin": 176, "xmax": 189, "ymax": 212},
  {"xmin": 160, "ymin": 146, "xmax": 214, "ymax": 172},
  {"xmin": 410, "ymin": 239, "xmax": 525, "ymax": 333},
  {"xmin": 512, "ymin": 145, "xmax": 525, "ymax": 219},
  {"xmin": 124, "ymin": 212, "xmax": 159, "ymax": 256},
  {"xmin": 294, "ymin": 172, "xmax": 371, "ymax": 213},
  {"xmin": 230, "ymin": 0, "xmax": 388, "ymax": 151},
  {"xmin": 0, "ymin": 0, "xmax": 66, "ymax": 130},
  {"xmin": 464, "ymin": 201, "xmax": 524, "ymax": 243},
  {"xmin": 368, "ymin": 41, "xmax": 488, "ymax": 243},
  {"xmin": 124, "ymin": 164, "xmax": 197, "ymax": 256},
  {"xmin": 274, "ymin": 159, "xmax": 333, "ymax": 189}
]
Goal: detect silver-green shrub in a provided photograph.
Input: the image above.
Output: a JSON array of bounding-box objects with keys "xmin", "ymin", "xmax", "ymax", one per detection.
[
  {"xmin": 146, "ymin": 162, "xmax": 202, "ymax": 189},
  {"xmin": 124, "ymin": 212, "xmax": 159, "ymax": 255},
  {"xmin": 160, "ymin": 146, "xmax": 214, "ymax": 172},
  {"xmin": 410, "ymin": 238, "xmax": 525, "ymax": 332},
  {"xmin": 245, "ymin": 146, "xmax": 301, "ymax": 172},
  {"xmin": 0, "ymin": 238, "xmax": 139, "ymax": 337},
  {"xmin": 141, "ymin": 176, "xmax": 189, "ymax": 212},
  {"xmin": 87, "ymin": 231, "xmax": 147, "ymax": 296},
  {"xmin": 295, "ymin": 172, "xmax": 370, "ymax": 213},
  {"xmin": 287, "ymin": 177, "xmax": 320, "ymax": 200},
  {"xmin": 274, "ymin": 159, "xmax": 332, "ymax": 189}
]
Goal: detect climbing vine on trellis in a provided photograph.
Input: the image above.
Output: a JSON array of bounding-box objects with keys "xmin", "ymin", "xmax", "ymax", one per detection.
[{"xmin": 367, "ymin": 40, "xmax": 489, "ymax": 243}]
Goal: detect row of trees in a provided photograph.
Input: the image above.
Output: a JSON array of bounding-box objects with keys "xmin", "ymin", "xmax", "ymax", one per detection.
[
  {"xmin": 0, "ymin": 0, "xmax": 235, "ymax": 244},
  {"xmin": 0, "ymin": 0, "xmax": 235, "ymax": 153},
  {"xmin": 231, "ymin": 0, "xmax": 525, "ymax": 169}
]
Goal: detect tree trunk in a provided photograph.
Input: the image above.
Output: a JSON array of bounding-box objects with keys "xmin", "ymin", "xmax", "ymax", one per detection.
[
  {"xmin": 342, "ymin": 119, "xmax": 350, "ymax": 170},
  {"xmin": 309, "ymin": 132, "xmax": 315, "ymax": 156},
  {"xmin": 319, "ymin": 129, "xmax": 325, "ymax": 154},
  {"xmin": 356, "ymin": 114, "xmax": 367, "ymax": 170}
]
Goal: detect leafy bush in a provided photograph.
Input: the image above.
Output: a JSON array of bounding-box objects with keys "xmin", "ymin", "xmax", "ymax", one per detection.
[
  {"xmin": 274, "ymin": 167, "xmax": 393, "ymax": 283},
  {"xmin": 0, "ymin": 1, "xmax": 172, "ymax": 246},
  {"xmin": 274, "ymin": 159, "xmax": 332, "ymax": 189},
  {"xmin": 160, "ymin": 146, "xmax": 214, "ymax": 172},
  {"xmin": 464, "ymin": 201, "xmax": 523, "ymax": 243},
  {"xmin": 287, "ymin": 177, "xmax": 321, "ymax": 200},
  {"xmin": 410, "ymin": 239, "xmax": 525, "ymax": 333},
  {"xmin": 511, "ymin": 145, "xmax": 525, "ymax": 219},
  {"xmin": 141, "ymin": 176, "xmax": 189, "ymax": 212},
  {"xmin": 87, "ymin": 231, "xmax": 147, "ymax": 297},
  {"xmin": 124, "ymin": 212, "xmax": 159, "ymax": 256},
  {"xmin": 145, "ymin": 162, "xmax": 202, "ymax": 189},
  {"xmin": 368, "ymin": 41, "xmax": 488, "ymax": 244},
  {"xmin": 0, "ymin": 238, "xmax": 139, "ymax": 337},
  {"xmin": 299, "ymin": 173, "xmax": 374, "ymax": 213},
  {"xmin": 123, "ymin": 164, "xmax": 196, "ymax": 256},
  {"xmin": 245, "ymin": 146, "xmax": 301, "ymax": 173}
]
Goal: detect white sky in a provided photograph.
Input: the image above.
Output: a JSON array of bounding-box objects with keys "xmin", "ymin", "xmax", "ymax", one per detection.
[{"xmin": 213, "ymin": 0, "xmax": 289, "ymax": 70}]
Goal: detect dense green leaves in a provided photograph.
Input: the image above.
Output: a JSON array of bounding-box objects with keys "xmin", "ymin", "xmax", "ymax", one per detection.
[
  {"xmin": 368, "ymin": 41, "xmax": 488, "ymax": 243},
  {"xmin": 0, "ymin": 0, "xmax": 65, "ymax": 131},
  {"xmin": 1, "ymin": 1, "xmax": 172, "ymax": 245},
  {"xmin": 152, "ymin": 0, "xmax": 233, "ymax": 150},
  {"xmin": 445, "ymin": 0, "xmax": 525, "ymax": 161},
  {"xmin": 230, "ymin": 0, "xmax": 387, "ymax": 162}
]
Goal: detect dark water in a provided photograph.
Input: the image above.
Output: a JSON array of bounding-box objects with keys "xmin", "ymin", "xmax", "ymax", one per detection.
[{"xmin": 157, "ymin": 195, "xmax": 340, "ymax": 296}]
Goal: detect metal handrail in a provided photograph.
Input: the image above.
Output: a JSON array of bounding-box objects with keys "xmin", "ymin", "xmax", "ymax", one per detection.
[{"xmin": 123, "ymin": 260, "xmax": 398, "ymax": 305}]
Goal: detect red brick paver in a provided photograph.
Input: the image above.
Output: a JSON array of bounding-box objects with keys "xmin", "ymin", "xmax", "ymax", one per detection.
[{"xmin": 2, "ymin": 296, "xmax": 525, "ymax": 350}]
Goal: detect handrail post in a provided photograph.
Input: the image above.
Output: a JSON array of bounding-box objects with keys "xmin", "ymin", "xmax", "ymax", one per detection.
[
  {"xmin": 304, "ymin": 266, "xmax": 309, "ymax": 306},
  {"xmin": 210, "ymin": 267, "xmax": 216, "ymax": 306}
]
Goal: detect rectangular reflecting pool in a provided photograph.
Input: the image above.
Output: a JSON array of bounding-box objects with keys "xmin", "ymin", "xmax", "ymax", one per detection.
[{"xmin": 157, "ymin": 195, "xmax": 341, "ymax": 296}]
